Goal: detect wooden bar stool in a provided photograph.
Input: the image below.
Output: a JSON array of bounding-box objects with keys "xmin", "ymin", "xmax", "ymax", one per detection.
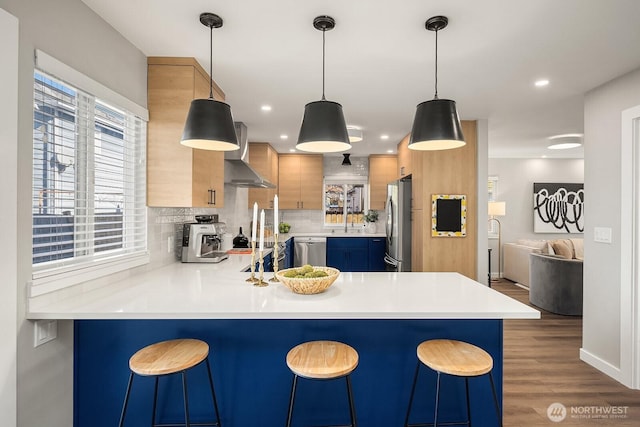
[
  {"xmin": 404, "ymin": 339, "xmax": 502, "ymax": 427},
  {"xmin": 118, "ymin": 338, "xmax": 222, "ymax": 427},
  {"xmin": 285, "ymin": 340, "xmax": 359, "ymax": 427}
]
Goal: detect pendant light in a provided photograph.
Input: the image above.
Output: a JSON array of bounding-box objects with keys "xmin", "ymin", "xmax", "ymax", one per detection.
[
  {"xmin": 181, "ymin": 12, "xmax": 239, "ymax": 151},
  {"xmin": 409, "ymin": 16, "xmax": 465, "ymax": 151},
  {"xmin": 296, "ymin": 16, "xmax": 351, "ymax": 153}
]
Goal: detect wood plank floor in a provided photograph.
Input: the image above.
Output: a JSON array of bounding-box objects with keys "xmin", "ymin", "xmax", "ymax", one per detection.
[{"xmin": 493, "ymin": 280, "xmax": 640, "ymax": 426}]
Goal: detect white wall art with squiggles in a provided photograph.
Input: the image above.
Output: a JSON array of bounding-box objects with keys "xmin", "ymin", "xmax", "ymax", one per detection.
[{"xmin": 533, "ymin": 183, "xmax": 584, "ymax": 233}]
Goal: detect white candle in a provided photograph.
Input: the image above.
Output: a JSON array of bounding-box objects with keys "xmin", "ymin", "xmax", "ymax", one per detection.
[
  {"xmin": 259, "ymin": 210, "xmax": 265, "ymax": 251},
  {"xmin": 274, "ymin": 195, "xmax": 279, "ymax": 236},
  {"xmin": 252, "ymin": 202, "xmax": 258, "ymax": 242}
]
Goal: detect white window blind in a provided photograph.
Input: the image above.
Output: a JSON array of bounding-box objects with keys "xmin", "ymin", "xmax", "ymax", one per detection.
[{"xmin": 31, "ymin": 68, "xmax": 148, "ymax": 296}]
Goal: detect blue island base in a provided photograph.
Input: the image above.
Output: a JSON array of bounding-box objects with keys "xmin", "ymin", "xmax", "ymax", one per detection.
[{"xmin": 75, "ymin": 319, "xmax": 503, "ymax": 427}]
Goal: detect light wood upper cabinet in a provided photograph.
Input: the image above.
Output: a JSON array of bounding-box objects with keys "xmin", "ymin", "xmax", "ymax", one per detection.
[
  {"xmin": 397, "ymin": 135, "xmax": 411, "ymax": 178},
  {"xmin": 248, "ymin": 143, "xmax": 279, "ymax": 209},
  {"xmin": 147, "ymin": 57, "xmax": 225, "ymax": 208},
  {"xmin": 278, "ymin": 154, "xmax": 323, "ymax": 210},
  {"xmin": 368, "ymin": 155, "xmax": 398, "ymax": 210}
]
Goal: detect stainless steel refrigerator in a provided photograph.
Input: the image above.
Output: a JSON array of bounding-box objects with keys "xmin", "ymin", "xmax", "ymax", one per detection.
[{"xmin": 384, "ymin": 176, "xmax": 412, "ymax": 271}]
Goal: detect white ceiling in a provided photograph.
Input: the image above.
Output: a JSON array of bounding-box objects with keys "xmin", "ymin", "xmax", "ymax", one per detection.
[{"xmin": 82, "ymin": 0, "xmax": 640, "ymax": 159}]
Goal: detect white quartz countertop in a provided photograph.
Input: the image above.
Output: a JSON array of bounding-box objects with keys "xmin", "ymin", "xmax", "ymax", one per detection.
[
  {"xmin": 27, "ymin": 262, "xmax": 539, "ymax": 320},
  {"xmin": 278, "ymin": 232, "xmax": 386, "ymax": 239}
]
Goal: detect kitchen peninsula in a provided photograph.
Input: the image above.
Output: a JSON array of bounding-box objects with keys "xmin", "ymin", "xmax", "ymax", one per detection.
[{"xmin": 28, "ymin": 262, "xmax": 538, "ymax": 427}]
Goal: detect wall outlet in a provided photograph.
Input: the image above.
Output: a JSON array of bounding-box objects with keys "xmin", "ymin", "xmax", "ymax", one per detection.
[
  {"xmin": 34, "ymin": 319, "xmax": 57, "ymax": 347},
  {"xmin": 594, "ymin": 227, "xmax": 612, "ymax": 244}
]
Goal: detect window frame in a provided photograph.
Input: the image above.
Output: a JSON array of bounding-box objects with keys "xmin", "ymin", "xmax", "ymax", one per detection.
[{"xmin": 30, "ymin": 51, "xmax": 149, "ymax": 297}]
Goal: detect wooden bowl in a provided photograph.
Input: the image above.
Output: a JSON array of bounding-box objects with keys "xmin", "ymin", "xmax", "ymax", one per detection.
[{"xmin": 276, "ymin": 267, "xmax": 340, "ymax": 295}]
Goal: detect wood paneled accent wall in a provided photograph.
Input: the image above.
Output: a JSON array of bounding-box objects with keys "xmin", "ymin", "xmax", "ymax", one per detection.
[{"xmin": 409, "ymin": 120, "xmax": 478, "ymax": 278}]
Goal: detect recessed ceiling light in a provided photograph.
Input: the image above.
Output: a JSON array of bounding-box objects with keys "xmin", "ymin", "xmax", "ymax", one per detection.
[
  {"xmin": 380, "ymin": 134, "xmax": 389, "ymax": 140},
  {"xmin": 261, "ymin": 105, "xmax": 272, "ymax": 112},
  {"xmin": 549, "ymin": 133, "xmax": 583, "ymax": 140},
  {"xmin": 534, "ymin": 79, "xmax": 550, "ymax": 87},
  {"xmin": 280, "ymin": 134, "xmax": 288, "ymax": 140},
  {"xmin": 541, "ymin": 155, "xmax": 547, "ymax": 158},
  {"xmin": 548, "ymin": 142, "xmax": 582, "ymax": 150},
  {"xmin": 386, "ymin": 149, "xmax": 394, "ymax": 153},
  {"xmin": 547, "ymin": 133, "xmax": 583, "ymax": 150},
  {"xmin": 289, "ymin": 148, "xmax": 296, "ymax": 152},
  {"xmin": 347, "ymin": 126, "xmax": 363, "ymax": 143}
]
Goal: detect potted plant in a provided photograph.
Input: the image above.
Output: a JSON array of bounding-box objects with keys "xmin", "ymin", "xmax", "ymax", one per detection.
[{"xmin": 363, "ymin": 210, "xmax": 379, "ymax": 234}]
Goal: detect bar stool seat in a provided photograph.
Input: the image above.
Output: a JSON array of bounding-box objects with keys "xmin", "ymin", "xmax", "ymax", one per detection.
[
  {"xmin": 405, "ymin": 339, "xmax": 502, "ymax": 427},
  {"xmin": 119, "ymin": 338, "xmax": 222, "ymax": 427},
  {"xmin": 285, "ymin": 340, "xmax": 359, "ymax": 427}
]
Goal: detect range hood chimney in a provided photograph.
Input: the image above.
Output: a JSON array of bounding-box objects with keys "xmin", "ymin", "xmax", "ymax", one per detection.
[{"xmin": 224, "ymin": 122, "xmax": 276, "ymax": 188}]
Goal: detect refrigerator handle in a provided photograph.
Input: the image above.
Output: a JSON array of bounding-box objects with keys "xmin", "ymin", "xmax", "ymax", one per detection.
[{"xmin": 386, "ymin": 195, "xmax": 393, "ymax": 243}]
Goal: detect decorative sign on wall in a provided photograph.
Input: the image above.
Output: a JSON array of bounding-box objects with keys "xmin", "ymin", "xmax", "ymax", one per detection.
[
  {"xmin": 533, "ymin": 183, "xmax": 584, "ymax": 233},
  {"xmin": 431, "ymin": 194, "xmax": 467, "ymax": 237}
]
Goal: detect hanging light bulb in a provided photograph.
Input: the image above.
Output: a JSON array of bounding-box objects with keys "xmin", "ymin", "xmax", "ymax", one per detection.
[
  {"xmin": 409, "ymin": 16, "xmax": 465, "ymax": 151},
  {"xmin": 296, "ymin": 16, "xmax": 351, "ymax": 153},
  {"xmin": 181, "ymin": 12, "xmax": 239, "ymax": 151}
]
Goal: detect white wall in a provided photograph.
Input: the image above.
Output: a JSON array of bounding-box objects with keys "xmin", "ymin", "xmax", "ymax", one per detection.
[
  {"xmin": 487, "ymin": 158, "xmax": 584, "ymax": 275},
  {"xmin": 0, "ymin": 7, "xmax": 18, "ymax": 425},
  {"xmin": 0, "ymin": 0, "xmax": 147, "ymax": 425},
  {"xmin": 582, "ymin": 66, "xmax": 640, "ymax": 378}
]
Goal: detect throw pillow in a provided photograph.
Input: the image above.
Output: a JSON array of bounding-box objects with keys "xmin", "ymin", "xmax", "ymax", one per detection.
[
  {"xmin": 551, "ymin": 240, "xmax": 573, "ymax": 259},
  {"xmin": 571, "ymin": 238, "xmax": 584, "ymax": 260}
]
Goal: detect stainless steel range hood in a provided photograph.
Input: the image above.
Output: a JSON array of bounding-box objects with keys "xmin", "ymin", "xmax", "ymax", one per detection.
[{"xmin": 224, "ymin": 122, "xmax": 276, "ymax": 188}]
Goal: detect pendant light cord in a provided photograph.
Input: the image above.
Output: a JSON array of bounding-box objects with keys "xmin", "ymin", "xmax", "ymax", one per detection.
[
  {"xmin": 434, "ymin": 28, "xmax": 439, "ymax": 100},
  {"xmin": 209, "ymin": 23, "xmax": 214, "ymax": 100},
  {"xmin": 321, "ymin": 28, "xmax": 326, "ymax": 101}
]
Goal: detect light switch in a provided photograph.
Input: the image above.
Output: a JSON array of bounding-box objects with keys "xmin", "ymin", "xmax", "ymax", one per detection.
[
  {"xmin": 594, "ymin": 227, "xmax": 612, "ymax": 244},
  {"xmin": 34, "ymin": 319, "xmax": 58, "ymax": 347}
]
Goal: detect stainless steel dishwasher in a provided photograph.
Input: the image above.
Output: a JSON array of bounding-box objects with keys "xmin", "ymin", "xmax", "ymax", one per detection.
[{"xmin": 294, "ymin": 237, "xmax": 327, "ymax": 267}]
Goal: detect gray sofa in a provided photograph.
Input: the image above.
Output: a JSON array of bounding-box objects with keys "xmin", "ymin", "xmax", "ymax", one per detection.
[{"xmin": 529, "ymin": 252, "xmax": 583, "ymax": 316}]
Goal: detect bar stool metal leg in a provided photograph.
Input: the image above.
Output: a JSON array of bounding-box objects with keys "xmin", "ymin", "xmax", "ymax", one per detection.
[
  {"xmin": 433, "ymin": 372, "xmax": 441, "ymax": 427},
  {"xmin": 182, "ymin": 371, "xmax": 191, "ymax": 427},
  {"xmin": 346, "ymin": 375, "xmax": 357, "ymax": 427},
  {"xmin": 404, "ymin": 363, "xmax": 421, "ymax": 427},
  {"xmin": 151, "ymin": 376, "xmax": 159, "ymax": 427},
  {"xmin": 285, "ymin": 374, "xmax": 298, "ymax": 427},
  {"xmin": 205, "ymin": 358, "xmax": 222, "ymax": 426},
  {"xmin": 118, "ymin": 372, "xmax": 134, "ymax": 427},
  {"xmin": 465, "ymin": 378, "xmax": 471, "ymax": 427},
  {"xmin": 489, "ymin": 372, "xmax": 502, "ymax": 427}
]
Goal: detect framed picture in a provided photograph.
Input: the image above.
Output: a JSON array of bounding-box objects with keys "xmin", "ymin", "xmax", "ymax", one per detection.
[
  {"xmin": 431, "ymin": 194, "xmax": 467, "ymax": 237},
  {"xmin": 533, "ymin": 183, "xmax": 584, "ymax": 233}
]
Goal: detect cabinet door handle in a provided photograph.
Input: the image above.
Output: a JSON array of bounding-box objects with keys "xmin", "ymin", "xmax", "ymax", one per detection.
[
  {"xmin": 301, "ymin": 201, "xmax": 304, "ymax": 209},
  {"xmin": 270, "ymin": 200, "xmax": 273, "ymax": 208},
  {"xmin": 400, "ymin": 166, "xmax": 405, "ymax": 176},
  {"xmin": 208, "ymin": 189, "xmax": 216, "ymax": 205},
  {"xmin": 296, "ymin": 201, "xmax": 300, "ymax": 209}
]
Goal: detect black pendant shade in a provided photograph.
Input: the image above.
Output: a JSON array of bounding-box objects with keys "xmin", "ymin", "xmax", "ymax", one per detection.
[
  {"xmin": 296, "ymin": 15, "xmax": 351, "ymax": 153},
  {"xmin": 409, "ymin": 98, "xmax": 465, "ymax": 150},
  {"xmin": 180, "ymin": 12, "xmax": 239, "ymax": 151},
  {"xmin": 409, "ymin": 15, "xmax": 465, "ymax": 151},
  {"xmin": 181, "ymin": 98, "xmax": 239, "ymax": 151},
  {"xmin": 342, "ymin": 153, "xmax": 352, "ymax": 166},
  {"xmin": 297, "ymin": 100, "xmax": 351, "ymax": 153}
]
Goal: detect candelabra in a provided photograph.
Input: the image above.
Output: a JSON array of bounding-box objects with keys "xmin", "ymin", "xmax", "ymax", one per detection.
[
  {"xmin": 255, "ymin": 249, "xmax": 268, "ymax": 286},
  {"xmin": 245, "ymin": 240, "xmax": 258, "ymax": 283}
]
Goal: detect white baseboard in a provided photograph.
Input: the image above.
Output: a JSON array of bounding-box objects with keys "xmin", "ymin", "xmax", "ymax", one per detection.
[{"xmin": 580, "ymin": 348, "xmax": 624, "ymax": 384}]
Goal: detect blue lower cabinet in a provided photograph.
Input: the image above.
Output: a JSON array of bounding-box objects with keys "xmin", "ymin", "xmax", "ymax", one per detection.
[
  {"xmin": 368, "ymin": 238, "xmax": 386, "ymax": 272},
  {"xmin": 245, "ymin": 252, "xmax": 274, "ymax": 273},
  {"xmin": 327, "ymin": 237, "xmax": 370, "ymax": 272}
]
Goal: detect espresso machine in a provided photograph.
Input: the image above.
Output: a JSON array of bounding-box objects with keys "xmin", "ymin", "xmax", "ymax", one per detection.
[{"xmin": 181, "ymin": 215, "xmax": 229, "ymax": 263}]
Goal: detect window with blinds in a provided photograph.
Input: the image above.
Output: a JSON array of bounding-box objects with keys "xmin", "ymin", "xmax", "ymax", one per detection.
[{"xmin": 32, "ymin": 70, "xmax": 147, "ymax": 288}]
